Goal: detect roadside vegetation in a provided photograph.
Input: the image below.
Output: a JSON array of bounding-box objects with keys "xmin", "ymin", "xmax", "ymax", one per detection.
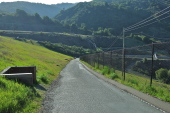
[
  {"xmin": 83, "ymin": 62, "xmax": 170, "ymax": 102},
  {"xmin": 38, "ymin": 41, "xmax": 94, "ymax": 57},
  {"xmin": 0, "ymin": 36, "xmax": 72, "ymax": 112},
  {"xmin": 13, "ymin": 37, "xmax": 95, "ymax": 57},
  {"xmin": 0, "ymin": 77, "xmax": 36, "ymax": 113}
]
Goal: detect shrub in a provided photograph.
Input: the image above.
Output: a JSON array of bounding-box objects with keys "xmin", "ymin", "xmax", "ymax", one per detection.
[
  {"xmin": 110, "ymin": 73, "xmax": 118, "ymax": 80},
  {"xmin": 95, "ymin": 65, "xmax": 99, "ymax": 69},
  {"xmin": 110, "ymin": 68, "xmax": 115, "ymax": 73},
  {"xmin": 136, "ymin": 61, "xmax": 141, "ymax": 66},
  {"xmin": 155, "ymin": 68, "xmax": 170, "ymax": 84},
  {"xmin": 142, "ymin": 58, "xmax": 147, "ymax": 63},
  {"xmin": 167, "ymin": 70, "xmax": 170, "ymax": 83},
  {"xmin": 101, "ymin": 66, "xmax": 110, "ymax": 75}
]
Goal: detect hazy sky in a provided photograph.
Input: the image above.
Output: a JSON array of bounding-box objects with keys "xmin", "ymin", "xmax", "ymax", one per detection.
[{"xmin": 0, "ymin": 0, "xmax": 92, "ymax": 4}]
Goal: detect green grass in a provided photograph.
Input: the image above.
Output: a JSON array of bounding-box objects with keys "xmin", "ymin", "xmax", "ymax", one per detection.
[
  {"xmin": 109, "ymin": 73, "xmax": 119, "ymax": 80},
  {"xmin": 116, "ymin": 70, "xmax": 170, "ymax": 102},
  {"xmin": 82, "ymin": 61, "xmax": 170, "ymax": 102},
  {"xmin": 101, "ymin": 66, "xmax": 110, "ymax": 75},
  {"xmin": 0, "ymin": 76, "xmax": 36, "ymax": 113},
  {"xmin": 37, "ymin": 74, "xmax": 49, "ymax": 84},
  {"xmin": 0, "ymin": 36, "xmax": 73, "ymax": 112}
]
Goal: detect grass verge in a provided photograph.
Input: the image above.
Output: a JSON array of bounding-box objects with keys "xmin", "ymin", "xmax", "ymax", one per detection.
[
  {"xmin": 81, "ymin": 61, "xmax": 170, "ymax": 102},
  {"xmin": 0, "ymin": 76, "xmax": 36, "ymax": 113},
  {"xmin": 0, "ymin": 36, "xmax": 73, "ymax": 112}
]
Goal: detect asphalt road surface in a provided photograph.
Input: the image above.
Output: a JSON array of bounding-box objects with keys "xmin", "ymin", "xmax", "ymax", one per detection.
[{"xmin": 42, "ymin": 59, "xmax": 163, "ymax": 113}]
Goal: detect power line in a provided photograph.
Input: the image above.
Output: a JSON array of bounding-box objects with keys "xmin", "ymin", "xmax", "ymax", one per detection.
[
  {"xmin": 124, "ymin": 6, "xmax": 170, "ymax": 32},
  {"xmin": 125, "ymin": 14, "xmax": 170, "ymax": 32},
  {"xmin": 126, "ymin": 5, "xmax": 170, "ymax": 29},
  {"xmin": 158, "ymin": 0, "xmax": 170, "ymax": 6},
  {"xmin": 105, "ymin": 32, "xmax": 123, "ymax": 51}
]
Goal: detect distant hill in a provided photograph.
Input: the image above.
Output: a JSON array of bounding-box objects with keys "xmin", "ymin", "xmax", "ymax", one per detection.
[
  {"xmin": 55, "ymin": 0, "xmax": 170, "ymax": 38},
  {"xmin": 0, "ymin": 1, "xmax": 75, "ymax": 18}
]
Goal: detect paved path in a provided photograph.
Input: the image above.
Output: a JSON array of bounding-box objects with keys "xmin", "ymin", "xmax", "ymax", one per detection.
[{"xmin": 42, "ymin": 59, "xmax": 164, "ymax": 113}]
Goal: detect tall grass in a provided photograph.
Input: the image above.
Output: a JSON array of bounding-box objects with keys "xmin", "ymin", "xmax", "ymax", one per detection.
[
  {"xmin": 101, "ymin": 66, "xmax": 110, "ymax": 75},
  {"xmin": 116, "ymin": 70, "xmax": 170, "ymax": 102},
  {"xmin": 100, "ymin": 66, "xmax": 118, "ymax": 80},
  {"xmin": 0, "ymin": 36, "xmax": 72, "ymax": 112},
  {"xmin": 0, "ymin": 77, "xmax": 35, "ymax": 113}
]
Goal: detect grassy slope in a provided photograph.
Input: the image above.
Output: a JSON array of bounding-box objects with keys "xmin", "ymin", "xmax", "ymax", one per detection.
[{"xmin": 0, "ymin": 36, "xmax": 72, "ymax": 112}]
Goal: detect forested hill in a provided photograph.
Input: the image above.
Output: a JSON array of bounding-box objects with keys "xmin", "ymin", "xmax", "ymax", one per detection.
[
  {"xmin": 55, "ymin": 0, "xmax": 170, "ymax": 38},
  {"xmin": 0, "ymin": 1, "xmax": 75, "ymax": 18},
  {"xmin": 93, "ymin": 0, "xmax": 170, "ymax": 4}
]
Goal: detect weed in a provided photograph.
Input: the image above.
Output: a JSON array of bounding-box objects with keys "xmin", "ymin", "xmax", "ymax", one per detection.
[
  {"xmin": 0, "ymin": 77, "xmax": 35, "ymax": 113},
  {"xmin": 37, "ymin": 74, "xmax": 49, "ymax": 84},
  {"xmin": 128, "ymin": 79, "xmax": 138, "ymax": 86},
  {"xmin": 94, "ymin": 64, "xmax": 99, "ymax": 69},
  {"xmin": 110, "ymin": 68, "xmax": 115, "ymax": 73},
  {"xmin": 101, "ymin": 66, "xmax": 110, "ymax": 75},
  {"xmin": 164, "ymin": 95, "xmax": 170, "ymax": 102},
  {"xmin": 110, "ymin": 73, "xmax": 118, "ymax": 80},
  {"xmin": 143, "ymin": 86, "xmax": 157, "ymax": 96}
]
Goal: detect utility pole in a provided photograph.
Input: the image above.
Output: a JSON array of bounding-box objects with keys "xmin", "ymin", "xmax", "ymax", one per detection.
[
  {"xmin": 150, "ymin": 43, "xmax": 154, "ymax": 86},
  {"xmin": 122, "ymin": 28, "xmax": 125, "ymax": 80}
]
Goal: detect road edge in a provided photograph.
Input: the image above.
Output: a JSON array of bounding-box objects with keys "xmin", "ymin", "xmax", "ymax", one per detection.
[{"xmin": 80, "ymin": 61, "xmax": 170, "ymax": 113}]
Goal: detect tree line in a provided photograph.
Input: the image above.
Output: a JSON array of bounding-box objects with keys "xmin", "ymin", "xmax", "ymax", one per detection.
[
  {"xmin": 55, "ymin": 0, "xmax": 170, "ymax": 37},
  {"xmin": 0, "ymin": 9, "xmax": 91, "ymax": 34}
]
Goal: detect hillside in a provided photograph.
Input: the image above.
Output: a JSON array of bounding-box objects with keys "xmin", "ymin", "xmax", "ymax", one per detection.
[
  {"xmin": 0, "ymin": 36, "xmax": 72, "ymax": 112},
  {"xmin": 0, "ymin": 9, "xmax": 67, "ymax": 32},
  {"xmin": 0, "ymin": 36, "xmax": 72, "ymax": 79},
  {"xmin": 0, "ymin": 31, "xmax": 146, "ymax": 50},
  {"xmin": 55, "ymin": 0, "xmax": 170, "ymax": 38},
  {"xmin": 0, "ymin": 1, "xmax": 75, "ymax": 18},
  {"xmin": 0, "ymin": 9, "xmax": 88, "ymax": 33}
]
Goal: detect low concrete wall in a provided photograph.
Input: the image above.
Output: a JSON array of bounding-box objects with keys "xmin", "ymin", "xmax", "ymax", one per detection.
[
  {"xmin": 0, "ymin": 73, "xmax": 33, "ymax": 85},
  {"xmin": 0, "ymin": 66, "xmax": 36, "ymax": 85}
]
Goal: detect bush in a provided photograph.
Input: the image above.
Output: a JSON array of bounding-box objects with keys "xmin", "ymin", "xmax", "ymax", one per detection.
[
  {"xmin": 110, "ymin": 73, "xmax": 118, "ymax": 80},
  {"xmin": 101, "ymin": 66, "xmax": 110, "ymax": 75},
  {"xmin": 142, "ymin": 58, "xmax": 147, "ymax": 63},
  {"xmin": 110, "ymin": 68, "xmax": 115, "ymax": 73},
  {"xmin": 95, "ymin": 65, "xmax": 99, "ymax": 69},
  {"xmin": 155, "ymin": 68, "xmax": 170, "ymax": 84}
]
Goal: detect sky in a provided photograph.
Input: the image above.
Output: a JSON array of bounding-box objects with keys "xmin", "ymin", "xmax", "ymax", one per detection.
[{"xmin": 0, "ymin": 0, "xmax": 92, "ymax": 5}]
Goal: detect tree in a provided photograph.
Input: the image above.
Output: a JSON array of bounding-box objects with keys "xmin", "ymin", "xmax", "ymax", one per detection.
[
  {"xmin": 155, "ymin": 68, "xmax": 170, "ymax": 84},
  {"xmin": 15, "ymin": 9, "xmax": 28, "ymax": 17},
  {"xmin": 81, "ymin": 23, "xmax": 86, "ymax": 29},
  {"xmin": 34, "ymin": 13, "xmax": 42, "ymax": 21},
  {"xmin": 43, "ymin": 16, "xmax": 53, "ymax": 25},
  {"xmin": 70, "ymin": 23, "xmax": 78, "ymax": 33}
]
